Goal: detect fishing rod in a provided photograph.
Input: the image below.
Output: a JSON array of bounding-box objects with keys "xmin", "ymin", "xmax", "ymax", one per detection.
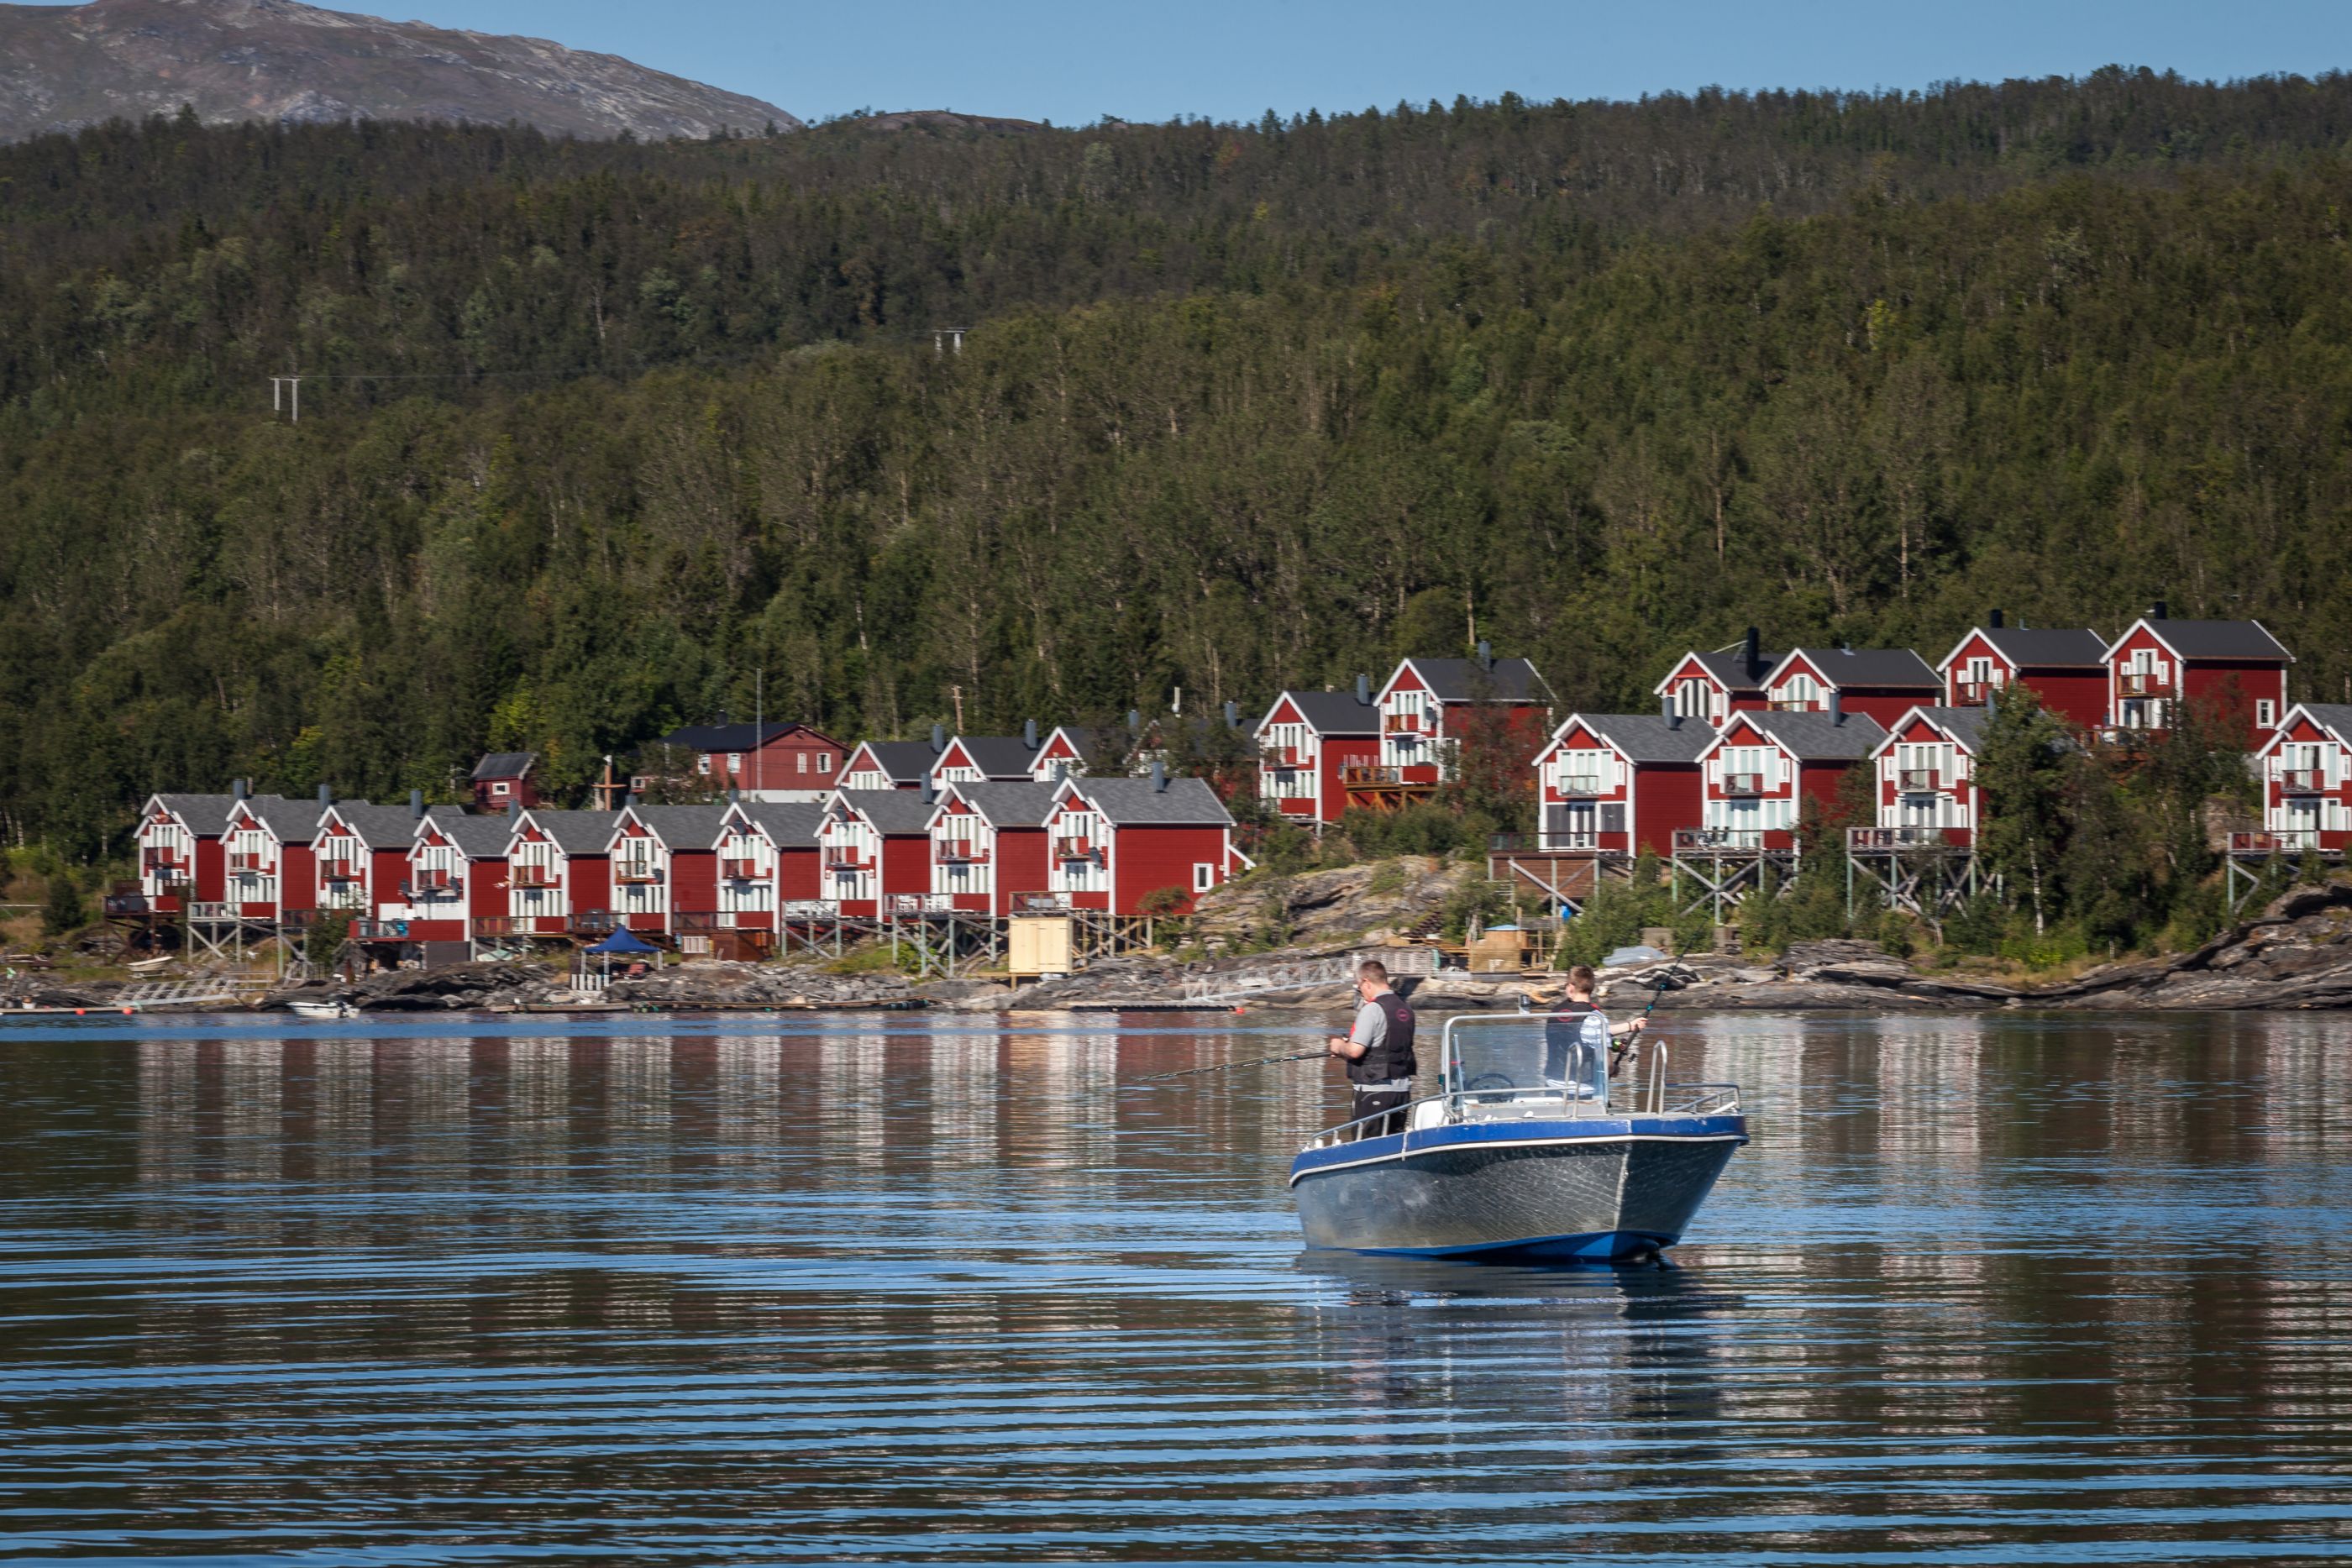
[
  {"xmin": 1135, "ymin": 1047, "xmax": 1329, "ymax": 1083},
  {"xmin": 1610, "ymin": 974, "xmax": 1673, "ymax": 1075}
]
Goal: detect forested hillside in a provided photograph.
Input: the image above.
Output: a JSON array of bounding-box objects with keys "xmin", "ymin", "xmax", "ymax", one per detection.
[{"xmin": 6, "ymin": 71, "xmax": 2352, "ymax": 850}]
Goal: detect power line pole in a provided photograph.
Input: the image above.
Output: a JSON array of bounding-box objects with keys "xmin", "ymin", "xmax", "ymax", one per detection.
[{"xmin": 753, "ymin": 668, "xmax": 763, "ymax": 800}]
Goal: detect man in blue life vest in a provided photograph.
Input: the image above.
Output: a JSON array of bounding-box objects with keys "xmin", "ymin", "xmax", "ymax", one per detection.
[{"xmin": 1326, "ymin": 958, "xmax": 1417, "ymax": 1137}]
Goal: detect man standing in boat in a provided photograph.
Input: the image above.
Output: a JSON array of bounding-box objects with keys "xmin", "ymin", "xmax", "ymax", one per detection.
[
  {"xmin": 1536, "ymin": 965, "xmax": 1647, "ymax": 1094},
  {"xmin": 1326, "ymin": 959, "xmax": 1417, "ymax": 1137}
]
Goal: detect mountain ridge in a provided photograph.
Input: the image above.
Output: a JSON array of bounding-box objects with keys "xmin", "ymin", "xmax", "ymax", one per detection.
[{"xmin": 0, "ymin": 0, "xmax": 802, "ymax": 142}]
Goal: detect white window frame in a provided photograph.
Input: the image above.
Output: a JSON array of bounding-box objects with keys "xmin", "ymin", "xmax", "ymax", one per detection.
[{"xmin": 1192, "ymin": 863, "xmax": 1215, "ymax": 892}]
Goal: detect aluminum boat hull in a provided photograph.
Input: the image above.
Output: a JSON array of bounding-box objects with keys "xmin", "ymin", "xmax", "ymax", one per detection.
[{"xmin": 1288, "ymin": 1114, "xmax": 1746, "ymax": 1261}]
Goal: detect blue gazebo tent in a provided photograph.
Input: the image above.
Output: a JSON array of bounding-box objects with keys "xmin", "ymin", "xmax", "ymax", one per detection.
[{"xmin": 583, "ymin": 928, "xmax": 659, "ymax": 955}]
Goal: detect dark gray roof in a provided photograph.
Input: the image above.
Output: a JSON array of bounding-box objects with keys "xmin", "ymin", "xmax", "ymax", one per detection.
[
  {"xmin": 743, "ymin": 803, "xmax": 825, "ymax": 847},
  {"xmin": 522, "ymin": 809, "xmax": 623, "ymax": 854},
  {"xmin": 1567, "ymin": 713, "xmax": 1716, "ymax": 764},
  {"xmin": 434, "ymin": 815, "xmax": 520, "ymax": 857},
  {"xmin": 1749, "ymin": 711, "xmax": 1890, "ymax": 760},
  {"xmin": 1973, "ymin": 627, "xmax": 2107, "ymax": 669},
  {"xmin": 329, "ymin": 802, "xmax": 444, "ymax": 850},
  {"xmin": 1069, "ymin": 775, "xmax": 1235, "ymax": 826},
  {"xmin": 948, "ymin": 782, "xmax": 1060, "ymax": 827},
  {"xmin": 1271, "ymin": 690, "xmax": 1379, "ymax": 735},
  {"xmin": 1037, "ymin": 726, "xmax": 1100, "ymax": 765},
  {"xmin": 234, "ymin": 794, "xmax": 330, "ymax": 842},
  {"xmin": 937, "ymin": 736, "xmax": 1037, "ymax": 779},
  {"xmin": 847, "ymin": 740, "xmax": 935, "ymax": 784},
  {"xmin": 627, "ymin": 804, "xmax": 732, "ymax": 850},
  {"xmin": 2133, "ymin": 618, "xmax": 2293, "ymax": 662},
  {"xmin": 152, "ymin": 792, "xmax": 239, "ymax": 836},
  {"xmin": 659, "ymin": 720, "xmax": 809, "ymax": 753},
  {"xmin": 836, "ymin": 789, "xmax": 941, "ymax": 835},
  {"xmin": 470, "ymin": 752, "xmax": 538, "ymax": 782},
  {"xmin": 1403, "ymin": 656, "xmax": 1551, "ymax": 704},
  {"xmin": 1684, "ymin": 644, "xmax": 1783, "ymax": 694},
  {"xmin": 1781, "ymin": 648, "xmax": 1940, "ymax": 690},
  {"xmin": 1902, "ymin": 706, "xmax": 1993, "ymax": 753}
]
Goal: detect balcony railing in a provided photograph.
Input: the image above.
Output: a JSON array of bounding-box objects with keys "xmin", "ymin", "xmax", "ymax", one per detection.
[
  {"xmin": 1382, "ymin": 714, "xmax": 1425, "ymax": 735},
  {"xmin": 1898, "ymin": 768, "xmax": 1941, "ymax": 791},
  {"xmin": 228, "ymin": 854, "xmax": 268, "ymax": 873},
  {"xmin": 318, "ymin": 887, "xmax": 370, "ymax": 910},
  {"xmin": 1770, "ymin": 699, "xmax": 1821, "ymax": 712},
  {"xmin": 1952, "ymin": 681, "xmax": 1998, "ymax": 705},
  {"xmin": 1673, "ymin": 828, "xmax": 1766, "ymax": 852},
  {"xmin": 2280, "ymin": 768, "xmax": 2327, "ymax": 793},
  {"xmin": 781, "ymin": 899, "xmax": 835, "ymax": 918},
  {"xmin": 1851, "ymin": 826, "xmax": 1950, "ymax": 849},
  {"xmin": 721, "ymin": 858, "xmax": 760, "ymax": 881},
  {"xmin": 1722, "ymin": 773, "xmax": 1766, "ymax": 797},
  {"xmin": 1554, "ymin": 775, "xmax": 1605, "ymax": 798},
  {"xmin": 318, "ymin": 859, "xmax": 362, "ymax": 882},
  {"xmin": 1054, "ymin": 837, "xmax": 1095, "ymax": 862},
  {"xmin": 402, "ymin": 877, "xmax": 461, "ymax": 899},
  {"xmin": 2119, "ymin": 673, "xmax": 2174, "ymax": 698},
  {"xmin": 888, "ymin": 894, "xmax": 954, "ymax": 915},
  {"xmin": 674, "ymin": 910, "xmax": 727, "ymax": 933},
  {"xmin": 510, "ymin": 866, "xmax": 559, "ymax": 889},
  {"xmin": 612, "ymin": 865, "xmax": 663, "ymax": 884},
  {"xmin": 1340, "ymin": 763, "xmax": 1422, "ymax": 787},
  {"xmin": 936, "ymin": 842, "xmax": 988, "ymax": 864},
  {"xmin": 352, "ymin": 919, "xmax": 412, "ymax": 941},
  {"xmin": 472, "ymin": 915, "xmax": 529, "ymax": 938},
  {"xmin": 102, "ymin": 894, "xmax": 152, "ymax": 916},
  {"xmin": 2230, "ymin": 831, "xmax": 2322, "ymax": 854},
  {"xmin": 188, "ymin": 900, "xmax": 237, "ymax": 921},
  {"xmin": 823, "ymin": 852, "xmax": 867, "ymax": 871},
  {"xmin": 1019, "ymin": 894, "xmax": 1073, "ymax": 913},
  {"xmin": 568, "ymin": 909, "xmax": 620, "ymax": 936},
  {"xmin": 1261, "ymin": 745, "xmax": 1305, "ymax": 768}
]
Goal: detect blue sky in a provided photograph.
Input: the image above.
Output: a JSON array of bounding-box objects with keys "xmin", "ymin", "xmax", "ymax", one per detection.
[{"xmin": 81, "ymin": 0, "xmax": 2352, "ymax": 124}]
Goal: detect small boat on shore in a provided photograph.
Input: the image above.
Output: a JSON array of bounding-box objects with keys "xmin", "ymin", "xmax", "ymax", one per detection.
[
  {"xmin": 286, "ymin": 998, "xmax": 358, "ymax": 1020},
  {"xmin": 1289, "ymin": 1011, "xmax": 1746, "ymax": 1262}
]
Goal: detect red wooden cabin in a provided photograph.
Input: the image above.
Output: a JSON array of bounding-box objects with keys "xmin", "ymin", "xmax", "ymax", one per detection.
[
  {"xmin": 1693, "ymin": 709, "xmax": 1886, "ymax": 850},
  {"xmin": 311, "ymin": 799, "xmax": 443, "ymax": 926},
  {"xmin": 1935, "ymin": 617, "xmax": 2108, "ymax": 729},
  {"xmin": 659, "ymin": 720, "xmax": 845, "ymax": 800},
  {"xmin": 402, "ymin": 813, "xmax": 514, "ymax": 943},
  {"xmin": 2251, "ymin": 704, "xmax": 2352, "ymax": 852},
  {"xmin": 502, "ymin": 810, "xmax": 616, "ymax": 936},
  {"xmin": 606, "ymin": 804, "xmax": 730, "ymax": 935},
  {"xmin": 712, "ymin": 802, "xmax": 827, "ymax": 928},
  {"xmin": 929, "ymin": 734, "xmax": 1039, "ymax": 789},
  {"xmin": 1653, "ymin": 629, "xmax": 1780, "ymax": 725},
  {"xmin": 1028, "ymin": 725, "xmax": 1100, "ymax": 782},
  {"xmin": 1252, "ymin": 684, "xmax": 1380, "ymax": 826},
  {"xmin": 1530, "ymin": 710, "xmax": 1713, "ymax": 856},
  {"xmin": 1866, "ymin": 707, "xmax": 1993, "ymax": 847},
  {"xmin": 1761, "ymin": 648, "xmax": 1941, "ymax": 727},
  {"xmin": 927, "ymin": 782, "xmax": 1058, "ymax": 914},
  {"xmin": 2103, "ymin": 609, "xmax": 2292, "ymax": 747},
  {"xmin": 133, "ymin": 792, "xmax": 239, "ymax": 914},
  {"xmin": 1372, "ymin": 647, "xmax": 1555, "ymax": 787},
  {"xmin": 468, "ymin": 753, "xmax": 541, "ymax": 813},
  {"xmin": 1044, "ymin": 771, "xmax": 1240, "ymax": 915},
  {"xmin": 840, "ymin": 740, "xmax": 936, "ymax": 791},
  {"xmin": 220, "ymin": 793, "xmax": 333, "ymax": 922},
  {"xmin": 818, "ymin": 789, "xmax": 939, "ymax": 915}
]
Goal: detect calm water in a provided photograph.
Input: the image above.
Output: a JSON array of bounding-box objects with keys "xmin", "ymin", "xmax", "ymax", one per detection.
[{"xmin": 0, "ymin": 1009, "xmax": 2348, "ymax": 1564}]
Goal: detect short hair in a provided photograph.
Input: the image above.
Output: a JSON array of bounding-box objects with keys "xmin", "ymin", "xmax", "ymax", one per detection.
[
  {"xmin": 1567, "ymin": 964, "xmax": 1597, "ymax": 993},
  {"xmin": 1356, "ymin": 958, "xmax": 1389, "ymax": 985}
]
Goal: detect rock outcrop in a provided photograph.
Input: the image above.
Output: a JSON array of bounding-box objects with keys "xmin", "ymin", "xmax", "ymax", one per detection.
[
  {"xmin": 1184, "ymin": 857, "xmax": 1474, "ymax": 951},
  {"xmin": 0, "ymin": 0, "xmax": 801, "ymax": 144}
]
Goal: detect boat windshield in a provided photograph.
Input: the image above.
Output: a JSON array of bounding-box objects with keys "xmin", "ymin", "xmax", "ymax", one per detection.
[{"xmin": 1444, "ymin": 1011, "xmax": 1608, "ymax": 1110}]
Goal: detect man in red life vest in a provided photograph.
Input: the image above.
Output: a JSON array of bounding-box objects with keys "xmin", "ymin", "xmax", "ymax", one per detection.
[{"xmin": 1326, "ymin": 958, "xmax": 1417, "ymax": 1137}]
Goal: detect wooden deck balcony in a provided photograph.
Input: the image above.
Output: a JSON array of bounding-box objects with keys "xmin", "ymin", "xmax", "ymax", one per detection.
[
  {"xmin": 1897, "ymin": 768, "xmax": 1941, "ymax": 791},
  {"xmin": 1053, "ymin": 836, "xmax": 1095, "ymax": 862},
  {"xmin": 721, "ymin": 858, "xmax": 761, "ymax": 881},
  {"xmin": 567, "ymin": 909, "xmax": 621, "ymax": 936},
  {"xmin": 1721, "ymin": 773, "xmax": 1766, "ymax": 797},
  {"xmin": 1553, "ymin": 774, "xmax": 1605, "ymax": 798},
  {"xmin": 1674, "ymin": 828, "xmax": 1767, "ymax": 852},
  {"xmin": 935, "ymin": 841, "xmax": 988, "ymax": 864},
  {"xmin": 1952, "ymin": 681, "xmax": 1998, "ymax": 706},
  {"xmin": 2279, "ymin": 768, "xmax": 2327, "ymax": 793},
  {"xmin": 509, "ymin": 865, "xmax": 559, "ymax": 889},
  {"xmin": 612, "ymin": 864, "xmax": 663, "ymax": 884},
  {"xmin": 1851, "ymin": 826, "xmax": 1950, "ymax": 849},
  {"xmin": 2118, "ymin": 673, "xmax": 2175, "ymax": 698}
]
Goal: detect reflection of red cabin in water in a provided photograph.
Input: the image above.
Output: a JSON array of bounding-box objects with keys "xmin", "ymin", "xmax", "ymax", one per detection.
[
  {"xmin": 1654, "ymin": 630, "xmax": 1780, "ymax": 724},
  {"xmin": 1760, "ymin": 648, "xmax": 1940, "ymax": 727},
  {"xmin": 1367, "ymin": 648, "xmax": 1554, "ymax": 802},
  {"xmin": 1530, "ymin": 711, "xmax": 1714, "ymax": 856},
  {"xmin": 1866, "ymin": 707, "xmax": 1992, "ymax": 847},
  {"xmin": 1934, "ymin": 618, "xmax": 2108, "ymax": 730},
  {"xmin": 1044, "ymin": 773, "xmax": 1242, "ymax": 915},
  {"xmin": 134, "ymin": 793, "xmax": 238, "ymax": 913},
  {"xmin": 2252, "ymin": 705, "xmax": 2352, "ymax": 851},
  {"xmin": 927, "ymin": 782, "xmax": 1058, "ymax": 914},
  {"xmin": 2103, "ymin": 609, "xmax": 2292, "ymax": 748},
  {"xmin": 1253, "ymin": 685, "xmax": 1380, "ymax": 825},
  {"xmin": 1693, "ymin": 709, "xmax": 1886, "ymax": 850},
  {"xmin": 402, "ymin": 814, "xmax": 514, "ymax": 942}
]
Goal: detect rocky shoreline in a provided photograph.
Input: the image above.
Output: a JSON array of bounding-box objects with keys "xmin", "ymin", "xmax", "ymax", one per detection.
[{"xmin": 10, "ymin": 885, "xmax": 2352, "ymax": 1018}]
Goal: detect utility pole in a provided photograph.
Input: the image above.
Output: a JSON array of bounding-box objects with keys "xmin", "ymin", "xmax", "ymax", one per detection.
[
  {"xmin": 950, "ymin": 684, "xmax": 965, "ymax": 732},
  {"xmin": 753, "ymin": 668, "xmax": 763, "ymax": 800},
  {"xmin": 270, "ymin": 375, "xmax": 303, "ymax": 422}
]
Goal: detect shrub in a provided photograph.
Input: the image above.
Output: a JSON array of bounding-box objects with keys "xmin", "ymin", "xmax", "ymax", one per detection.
[{"xmin": 40, "ymin": 870, "xmax": 85, "ymax": 938}]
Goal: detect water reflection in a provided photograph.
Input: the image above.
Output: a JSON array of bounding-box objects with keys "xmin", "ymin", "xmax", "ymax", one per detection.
[{"xmin": 0, "ymin": 1010, "xmax": 2346, "ymax": 1562}]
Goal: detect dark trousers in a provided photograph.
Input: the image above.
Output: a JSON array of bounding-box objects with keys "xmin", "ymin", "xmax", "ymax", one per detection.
[{"xmin": 1351, "ymin": 1088, "xmax": 1410, "ymax": 1140}]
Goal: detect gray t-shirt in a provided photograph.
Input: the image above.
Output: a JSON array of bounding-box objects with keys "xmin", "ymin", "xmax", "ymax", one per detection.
[{"xmin": 1348, "ymin": 998, "xmax": 1388, "ymax": 1051}]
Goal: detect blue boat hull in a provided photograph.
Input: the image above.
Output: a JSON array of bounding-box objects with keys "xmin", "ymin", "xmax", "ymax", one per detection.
[{"xmin": 1288, "ymin": 1114, "xmax": 1746, "ymax": 1261}]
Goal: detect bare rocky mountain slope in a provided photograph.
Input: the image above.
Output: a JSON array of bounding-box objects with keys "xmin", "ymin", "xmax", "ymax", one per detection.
[{"xmin": 0, "ymin": 0, "xmax": 801, "ymax": 142}]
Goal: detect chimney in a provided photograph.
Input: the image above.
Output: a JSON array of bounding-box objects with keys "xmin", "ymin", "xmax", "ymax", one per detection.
[
  {"xmin": 233, "ymin": 778, "xmax": 249, "ymax": 801},
  {"xmin": 1829, "ymin": 690, "xmax": 1845, "ymax": 726},
  {"xmin": 1478, "ymin": 639, "xmax": 1494, "ymax": 671},
  {"xmin": 409, "ymin": 789, "xmax": 424, "ymax": 821},
  {"xmin": 1127, "ymin": 708, "xmax": 1142, "ymax": 734},
  {"xmin": 1743, "ymin": 626, "xmax": 1760, "ymax": 672},
  {"xmin": 1989, "ymin": 607, "xmax": 2005, "ymax": 629},
  {"xmin": 1662, "ymin": 693, "xmax": 1680, "ymax": 730},
  {"xmin": 506, "ymin": 797, "xmax": 520, "ymax": 820},
  {"xmin": 931, "ymin": 722, "xmax": 946, "ymax": 753},
  {"xmin": 2150, "ymin": 600, "xmax": 2168, "ymax": 621},
  {"xmin": 1023, "ymin": 718, "xmax": 1038, "ymax": 749},
  {"xmin": 1151, "ymin": 759, "xmax": 1168, "ymax": 793},
  {"xmin": 1223, "ymin": 700, "xmax": 1239, "ymax": 730},
  {"xmin": 318, "ymin": 783, "xmax": 332, "ymax": 808},
  {"xmin": 1356, "ymin": 673, "xmax": 1372, "ymax": 705}
]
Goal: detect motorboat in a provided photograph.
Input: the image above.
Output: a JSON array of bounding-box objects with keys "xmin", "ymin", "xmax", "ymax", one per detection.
[
  {"xmin": 286, "ymin": 998, "xmax": 359, "ymax": 1020},
  {"xmin": 1288, "ymin": 1010, "xmax": 1746, "ymax": 1262}
]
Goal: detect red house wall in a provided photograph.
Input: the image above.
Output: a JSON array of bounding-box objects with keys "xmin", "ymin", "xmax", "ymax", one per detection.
[
  {"xmin": 1632, "ymin": 767, "xmax": 1704, "ymax": 856},
  {"xmin": 1112, "ymin": 823, "xmax": 1228, "ymax": 915},
  {"xmin": 281, "ymin": 845, "xmax": 317, "ymax": 918},
  {"xmin": 1317, "ymin": 736, "xmax": 1378, "ymax": 823},
  {"xmin": 881, "ymin": 834, "xmax": 931, "ymax": 898},
  {"xmin": 2182, "ymin": 663, "xmax": 2290, "ymax": 748},
  {"xmin": 994, "ymin": 826, "xmax": 1050, "ymax": 915},
  {"xmin": 370, "ymin": 847, "xmax": 407, "ymax": 919},
  {"xmin": 2016, "ymin": 670, "xmax": 2108, "ymax": 729},
  {"xmin": 193, "ymin": 837, "xmax": 224, "ymax": 905},
  {"xmin": 568, "ymin": 855, "xmax": 611, "ymax": 915},
  {"xmin": 775, "ymin": 847, "xmax": 820, "ymax": 902},
  {"xmin": 715, "ymin": 730, "xmax": 848, "ymax": 793},
  {"xmin": 670, "ymin": 849, "xmax": 717, "ymax": 919}
]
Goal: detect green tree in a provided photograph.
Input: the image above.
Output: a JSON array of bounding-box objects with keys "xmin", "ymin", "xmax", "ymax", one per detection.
[
  {"xmin": 1974, "ymin": 688, "xmax": 2071, "ymax": 932},
  {"xmin": 40, "ymin": 869, "xmax": 86, "ymax": 939}
]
